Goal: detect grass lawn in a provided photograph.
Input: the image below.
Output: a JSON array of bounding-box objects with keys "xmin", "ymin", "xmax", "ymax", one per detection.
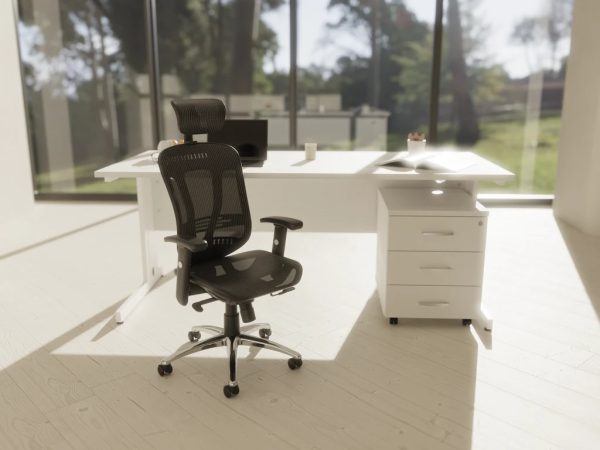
[
  {"xmin": 389, "ymin": 115, "xmax": 559, "ymax": 194},
  {"xmin": 34, "ymin": 161, "xmax": 137, "ymax": 195},
  {"xmin": 471, "ymin": 115, "xmax": 560, "ymax": 194}
]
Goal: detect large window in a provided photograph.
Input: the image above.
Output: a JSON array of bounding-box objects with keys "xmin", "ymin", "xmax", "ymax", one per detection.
[
  {"xmin": 156, "ymin": 0, "xmax": 291, "ymax": 147},
  {"xmin": 17, "ymin": 0, "xmax": 148, "ymax": 195},
  {"xmin": 297, "ymin": 1, "xmax": 436, "ymax": 151},
  {"xmin": 437, "ymin": 0, "xmax": 573, "ymax": 193},
  {"xmin": 16, "ymin": 0, "xmax": 573, "ymax": 197}
]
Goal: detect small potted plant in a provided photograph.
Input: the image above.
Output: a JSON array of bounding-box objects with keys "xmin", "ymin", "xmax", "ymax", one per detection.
[{"xmin": 407, "ymin": 132, "xmax": 426, "ymax": 154}]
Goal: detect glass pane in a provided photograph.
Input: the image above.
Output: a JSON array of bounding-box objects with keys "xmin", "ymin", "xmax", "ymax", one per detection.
[
  {"xmin": 17, "ymin": 0, "xmax": 148, "ymax": 195},
  {"xmin": 438, "ymin": 0, "xmax": 573, "ymax": 194},
  {"xmin": 297, "ymin": 0, "xmax": 436, "ymax": 150},
  {"xmin": 156, "ymin": 0, "xmax": 290, "ymax": 147}
]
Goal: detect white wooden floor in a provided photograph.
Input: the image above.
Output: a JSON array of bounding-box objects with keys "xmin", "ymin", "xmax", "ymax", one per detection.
[{"xmin": 0, "ymin": 206, "xmax": 599, "ymax": 449}]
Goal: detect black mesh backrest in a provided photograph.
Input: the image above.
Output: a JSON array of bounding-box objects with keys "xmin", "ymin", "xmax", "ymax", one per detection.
[{"xmin": 158, "ymin": 143, "xmax": 252, "ymax": 263}]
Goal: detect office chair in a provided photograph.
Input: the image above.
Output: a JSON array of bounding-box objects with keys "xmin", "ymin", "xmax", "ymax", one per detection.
[{"xmin": 156, "ymin": 98, "xmax": 303, "ymax": 398}]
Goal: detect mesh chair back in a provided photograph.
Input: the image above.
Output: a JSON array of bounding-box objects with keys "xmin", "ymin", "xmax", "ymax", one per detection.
[{"xmin": 158, "ymin": 143, "xmax": 252, "ymax": 263}]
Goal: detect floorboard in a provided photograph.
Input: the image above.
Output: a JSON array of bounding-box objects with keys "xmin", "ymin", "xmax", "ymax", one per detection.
[{"xmin": 0, "ymin": 207, "xmax": 599, "ymax": 449}]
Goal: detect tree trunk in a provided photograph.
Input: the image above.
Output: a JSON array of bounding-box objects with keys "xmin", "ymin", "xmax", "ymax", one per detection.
[
  {"xmin": 447, "ymin": 0, "xmax": 479, "ymax": 145},
  {"xmin": 369, "ymin": 0, "xmax": 382, "ymax": 108},
  {"xmin": 230, "ymin": 0, "xmax": 258, "ymax": 94},
  {"xmin": 213, "ymin": 0, "xmax": 225, "ymax": 93}
]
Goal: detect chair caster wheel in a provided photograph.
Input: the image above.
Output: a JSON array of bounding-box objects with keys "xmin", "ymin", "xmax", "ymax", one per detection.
[
  {"xmin": 223, "ymin": 384, "xmax": 240, "ymax": 398},
  {"xmin": 462, "ymin": 319, "xmax": 472, "ymax": 326},
  {"xmin": 157, "ymin": 363, "xmax": 173, "ymax": 376},
  {"xmin": 288, "ymin": 358, "xmax": 303, "ymax": 370},
  {"xmin": 259, "ymin": 328, "xmax": 271, "ymax": 339},
  {"xmin": 188, "ymin": 331, "xmax": 201, "ymax": 342},
  {"xmin": 389, "ymin": 317, "xmax": 399, "ymax": 325}
]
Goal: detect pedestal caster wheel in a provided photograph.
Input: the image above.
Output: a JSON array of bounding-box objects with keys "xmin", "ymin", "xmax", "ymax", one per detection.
[
  {"xmin": 288, "ymin": 358, "xmax": 303, "ymax": 370},
  {"xmin": 188, "ymin": 331, "xmax": 201, "ymax": 342},
  {"xmin": 223, "ymin": 384, "xmax": 240, "ymax": 398},
  {"xmin": 389, "ymin": 317, "xmax": 399, "ymax": 325},
  {"xmin": 157, "ymin": 363, "xmax": 173, "ymax": 376},
  {"xmin": 462, "ymin": 319, "xmax": 472, "ymax": 326},
  {"xmin": 259, "ymin": 328, "xmax": 271, "ymax": 339}
]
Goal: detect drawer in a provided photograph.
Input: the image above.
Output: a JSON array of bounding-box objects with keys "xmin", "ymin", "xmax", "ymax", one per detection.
[
  {"xmin": 380, "ymin": 285, "xmax": 480, "ymax": 318},
  {"xmin": 387, "ymin": 251, "xmax": 484, "ymax": 286},
  {"xmin": 388, "ymin": 216, "xmax": 486, "ymax": 251}
]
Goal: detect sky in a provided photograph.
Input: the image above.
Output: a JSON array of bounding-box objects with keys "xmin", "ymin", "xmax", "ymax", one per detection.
[{"xmin": 262, "ymin": 0, "xmax": 573, "ymax": 78}]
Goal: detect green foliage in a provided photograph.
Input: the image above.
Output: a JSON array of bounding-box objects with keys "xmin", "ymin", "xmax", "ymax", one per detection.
[
  {"xmin": 453, "ymin": 115, "xmax": 560, "ymax": 194},
  {"xmin": 156, "ymin": 0, "xmax": 286, "ymax": 95},
  {"xmin": 471, "ymin": 65, "xmax": 510, "ymax": 106},
  {"xmin": 392, "ymin": 33, "xmax": 434, "ymax": 132}
]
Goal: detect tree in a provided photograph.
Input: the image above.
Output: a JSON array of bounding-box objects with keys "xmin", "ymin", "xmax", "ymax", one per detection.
[
  {"xmin": 547, "ymin": 0, "xmax": 573, "ymax": 73},
  {"xmin": 511, "ymin": 0, "xmax": 574, "ymax": 74},
  {"xmin": 325, "ymin": 0, "xmax": 430, "ymax": 138},
  {"xmin": 446, "ymin": 0, "xmax": 479, "ymax": 145},
  {"xmin": 159, "ymin": 0, "xmax": 284, "ymax": 95}
]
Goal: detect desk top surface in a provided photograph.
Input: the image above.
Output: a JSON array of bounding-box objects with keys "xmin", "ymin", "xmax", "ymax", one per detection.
[{"xmin": 95, "ymin": 149, "xmax": 514, "ymax": 182}]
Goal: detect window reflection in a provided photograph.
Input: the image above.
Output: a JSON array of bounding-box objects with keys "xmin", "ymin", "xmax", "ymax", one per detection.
[
  {"xmin": 156, "ymin": 0, "xmax": 291, "ymax": 146},
  {"xmin": 439, "ymin": 0, "xmax": 573, "ymax": 194},
  {"xmin": 17, "ymin": 0, "xmax": 147, "ymax": 194},
  {"xmin": 297, "ymin": 0, "xmax": 435, "ymax": 150},
  {"xmin": 16, "ymin": 0, "xmax": 574, "ymax": 196}
]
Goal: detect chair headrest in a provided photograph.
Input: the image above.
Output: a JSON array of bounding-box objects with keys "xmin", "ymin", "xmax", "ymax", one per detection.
[{"xmin": 170, "ymin": 99, "xmax": 226, "ymax": 136}]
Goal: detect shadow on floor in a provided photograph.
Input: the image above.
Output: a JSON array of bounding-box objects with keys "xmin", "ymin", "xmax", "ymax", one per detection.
[{"xmin": 1, "ymin": 294, "xmax": 479, "ymax": 450}]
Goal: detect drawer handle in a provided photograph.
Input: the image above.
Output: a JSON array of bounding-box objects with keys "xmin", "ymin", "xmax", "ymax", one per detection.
[
  {"xmin": 418, "ymin": 300, "xmax": 450, "ymax": 307},
  {"xmin": 419, "ymin": 265, "xmax": 453, "ymax": 270},
  {"xmin": 421, "ymin": 231, "xmax": 454, "ymax": 236}
]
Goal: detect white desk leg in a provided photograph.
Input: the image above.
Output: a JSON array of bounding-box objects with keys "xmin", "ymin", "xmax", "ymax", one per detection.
[
  {"xmin": 475, "ymin": 305, "xmax": 493, "ymax": 332},
  {"xmin": 462, "ymin": 180, "xmax": 493, "ymax": 331},
  {"xmin": 115, "ymin": 177, "xmax": 162, "ymax": 324},
  {"xmin": 460, "ymin": 180, "xmax": 478, "ymax": 206}
]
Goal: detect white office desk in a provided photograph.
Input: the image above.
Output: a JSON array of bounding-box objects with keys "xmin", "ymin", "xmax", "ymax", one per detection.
[
  {"xmin": 96, "ymin": 150, "xmax": 513, "ymax": 324},
  {"xmin": 98, "ymin": 149, "xmax": 512, "ymax": 181}
]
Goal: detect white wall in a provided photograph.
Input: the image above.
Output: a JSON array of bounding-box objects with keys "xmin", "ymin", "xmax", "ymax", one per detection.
[
  {"xmin": 0, "ymin": 0, "xmax": 34, "ymax": 221},
  {"xmin": 554, "ymin": 0, "xmax": 600, "ymax": 236}
]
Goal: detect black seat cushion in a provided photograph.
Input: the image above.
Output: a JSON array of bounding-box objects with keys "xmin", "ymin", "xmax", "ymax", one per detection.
[{"xmin": 189, "ymin": 250, "xmax": 302, "ymax": 304}]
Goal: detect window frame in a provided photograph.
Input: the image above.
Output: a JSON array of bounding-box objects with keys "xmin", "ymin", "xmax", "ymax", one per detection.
[{"xmin": 13, "ymin": 0, "xmax": 559, "ymax": 203}]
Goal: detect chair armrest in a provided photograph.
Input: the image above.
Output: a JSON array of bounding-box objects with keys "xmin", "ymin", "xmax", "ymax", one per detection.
[
  {"xmin": 164, "ymin": 235, "xmax": 208, "ymax": 252},
  {"xmin": 260, "ymin": 216, "xmax": 303, "ymax": 230},
  {"xmin": 260, "ymin": 216, "xmax": 303, "ymax": 256}
]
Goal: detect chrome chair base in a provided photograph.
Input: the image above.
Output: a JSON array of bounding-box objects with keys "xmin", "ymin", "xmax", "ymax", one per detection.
[{"xmin": 158, "ymin": 322, "xmax": 302, "ymax": 397}]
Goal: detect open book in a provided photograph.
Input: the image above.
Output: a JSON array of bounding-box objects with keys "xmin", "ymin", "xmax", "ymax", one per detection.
[{"xmin": 379, "ymin": 151, "xmax": 476, "ymax": 172}]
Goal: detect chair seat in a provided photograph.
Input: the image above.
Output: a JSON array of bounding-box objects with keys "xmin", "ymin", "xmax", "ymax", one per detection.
[{"xmin": 190, "ymin": 250, "xmax": 302, "ymax": 304}]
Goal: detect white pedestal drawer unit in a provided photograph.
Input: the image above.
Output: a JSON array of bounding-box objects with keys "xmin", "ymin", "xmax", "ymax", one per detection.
[{"xmin": 376, "ymin": 187, "xmax": 493, "ymax": 330}]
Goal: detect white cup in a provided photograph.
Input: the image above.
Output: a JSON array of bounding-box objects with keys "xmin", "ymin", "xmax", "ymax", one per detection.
[
  {"xmin": 305, "ymin": 142, "xmax": 317, "ymax": 160},
  {"xmin": 407, "ymin": 139, "xmax": 426, "ymax": 155}
]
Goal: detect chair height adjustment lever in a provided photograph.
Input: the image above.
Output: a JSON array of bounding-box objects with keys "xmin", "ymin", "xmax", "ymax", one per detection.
[
  {"xmin": 191, "ymin": 297, "xmax": 217, "ymax": 312},
  {"xmin": 270, "ymin": 287, "xmax": 295, "ymax": 297}
]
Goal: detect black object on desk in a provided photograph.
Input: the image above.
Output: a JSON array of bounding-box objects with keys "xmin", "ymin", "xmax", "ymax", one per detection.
[{"xmin": 207, "ymin": 119, "xmax": 268, "ymax": 166}]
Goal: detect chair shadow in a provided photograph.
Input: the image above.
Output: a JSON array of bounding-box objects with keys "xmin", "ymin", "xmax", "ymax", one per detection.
[
  {"xmin": 557, "ymin": 218, "xmax": 600, "ymax": 320},
  {"xmin": 2, "ymin": 293, "xmax": 479, "ymax": 449}
]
